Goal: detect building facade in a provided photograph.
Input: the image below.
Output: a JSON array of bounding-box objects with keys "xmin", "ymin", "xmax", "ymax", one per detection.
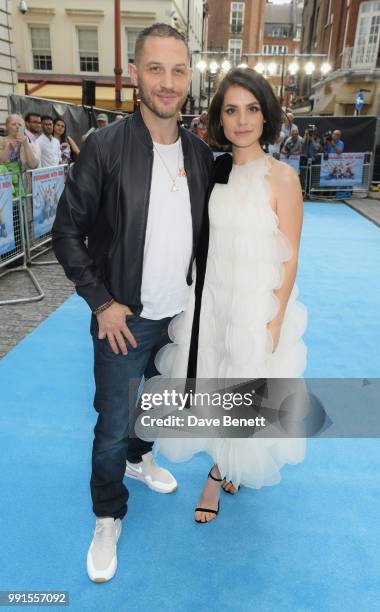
[
  {"xmin": 12, "ymin": 0, "xmax": 204, "ymax": 112},
  {"xmin": 0, "ymin": 0, "xmax": 17, "ymax": 127},
  {"xmin": 199, "ymin": 1, "xmax": 266, "ymax": 107},
  {"xmin": 300, "ymin": 0, "xmax": 380, "ymax": 116},
  {"xmin": 205, "ymin": 0, "xmax": 266, "ymax": 58},
  {"xmin": 263, "ymin": 0, "xmax": 303, "ymax": 107}
]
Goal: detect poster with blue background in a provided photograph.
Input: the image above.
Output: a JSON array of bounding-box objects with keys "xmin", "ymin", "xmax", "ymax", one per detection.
[
  {"xmin": 31, "ymin": 166, "xmax": 65, "ymax": 239},
  {"xmin": 320, "ymin": 153, "xmax": 365, "ymax": 187},
  {"xmin": 0, "ymin": 174, "xmax": 15, "ymax": 257}
]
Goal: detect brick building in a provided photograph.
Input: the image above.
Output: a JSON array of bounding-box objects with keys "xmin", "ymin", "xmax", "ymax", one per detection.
[
  {"xmin": 263, "ymin": 0, "xmax": 303, "ymax": 106},
  {"xmin": 206, "ymin": 0, "xmax": 266, "ymax": 57},
  {"xmin": 199, "ymin": 1, "xmax": 265, "ymax": 107},
  {"xmin": 299, "ymin": 0, "xmax": 380, "ymax": 115},
  {"xmin": 199, "ymin": 1, "xmax": 302, "ymax": 108}
]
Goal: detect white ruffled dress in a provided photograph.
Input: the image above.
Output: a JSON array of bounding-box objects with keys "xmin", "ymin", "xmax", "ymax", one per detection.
[{"xmin": 154, "ymin": 155, "xmax": 308, "ymax": 488}]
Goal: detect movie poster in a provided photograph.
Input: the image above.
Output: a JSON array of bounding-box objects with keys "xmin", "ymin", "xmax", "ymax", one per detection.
[
  {"xmin": 320, "ymin": 153, "xmax": 365, "ymax": 187},
  {"xmin": 31, "ymin": 166, "xmax": 65, "ymax": 239},
  {"xmin": 0, "ymin": 174, "xmax": 15, "ymax": 257}
]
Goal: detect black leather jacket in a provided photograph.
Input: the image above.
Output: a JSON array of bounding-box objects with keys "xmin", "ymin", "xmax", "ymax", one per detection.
[{"xmin": 52, "ymin": 108, "xmax": 214, "ymax": 313}]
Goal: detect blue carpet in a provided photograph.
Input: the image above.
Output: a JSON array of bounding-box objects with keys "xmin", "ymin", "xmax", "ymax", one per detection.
[{"xmin": 0, "ymin": 202, "xmax": 379, "ymax": 612}]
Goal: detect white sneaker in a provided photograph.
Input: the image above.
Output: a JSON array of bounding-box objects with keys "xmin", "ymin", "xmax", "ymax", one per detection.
[
  {"xmin": 87, "ymin": 517, "xmax": 122, "ymax": 583},
  {"xmin": 125, "ymin": 451, "xmax": 177, "ymax": 493}
]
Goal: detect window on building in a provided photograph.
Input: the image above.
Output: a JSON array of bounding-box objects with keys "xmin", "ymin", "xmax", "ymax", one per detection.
[
  {"xmin": 262, "ymin": 45, "xmax": 288, "ymax": 55},
  {"xmin": 30, "ymin": 26, "xmax": 52, "ymax": 70},
  {"xmin": 78, "ymin": 28, "xmax": 99, "ymax": 72},
  {"xmin": 295, "ymin": 26, "xmax": 302, "ymax": 40},
  {"xmin": 125, "ymin": 29, "xmax": 142, "ymax": 63},
  {"xmin": 229, "ymin": 38, "xmax": 243, "ymax": 64},
  {"xmin": 265, "ymin": 23, "xmax": 291, "ymax": 38},
  {"xmin": 353, "ymin": 0, "xmax": 380, "ymax": 68},
  {"xmin": 230, "ymin": 2, "xmax": 245, "ymax": 34}
]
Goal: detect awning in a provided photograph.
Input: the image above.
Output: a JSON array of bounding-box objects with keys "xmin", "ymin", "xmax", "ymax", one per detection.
[{"xmin": 16, "ymin": 82, "xmax": 134, "ymax": 112}]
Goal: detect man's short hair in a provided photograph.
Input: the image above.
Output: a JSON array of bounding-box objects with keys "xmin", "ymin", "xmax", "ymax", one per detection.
[
  {"xmin": 134, "ymin": 23, "xmax": 190, "ymax": 65},
  {"xmin": 25, "ymin": 112, "xmax": 41, "ymax": 122},
  {"xmin": 41, "ymin": 115, "xmax": 53, "ymax": 122}
]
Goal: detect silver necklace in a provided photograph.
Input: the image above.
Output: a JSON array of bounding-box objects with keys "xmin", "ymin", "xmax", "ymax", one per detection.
[{"xmin": 153, "ymin": 139, "xmax": 181, "ymax": 192}]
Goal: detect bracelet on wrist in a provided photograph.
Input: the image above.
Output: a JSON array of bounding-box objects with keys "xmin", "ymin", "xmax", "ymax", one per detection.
[{"xmin": 93, "ymin": 298, "xmax": 115, "ymax": 316}]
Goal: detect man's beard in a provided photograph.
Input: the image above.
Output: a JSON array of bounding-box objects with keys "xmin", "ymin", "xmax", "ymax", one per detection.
[{"xmin": 138, "ymin": 81, "xmax": 187, "ymax": 119}]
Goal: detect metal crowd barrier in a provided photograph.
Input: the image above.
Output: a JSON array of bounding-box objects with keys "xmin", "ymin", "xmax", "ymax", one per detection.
[
  {"xmin": 299, "ymin": 164, "xmax": 308, "ymax": 196},
  {"xmin": 308, "ymin": 152, "xmax": 372, "ymax": 200},
  {"xmin": 24, "ymin": 164, "xmax": 69, "ymax": 265},
  {"xmin": 0, "ymin": 171, "xmax": 44, "ymax": 305}
]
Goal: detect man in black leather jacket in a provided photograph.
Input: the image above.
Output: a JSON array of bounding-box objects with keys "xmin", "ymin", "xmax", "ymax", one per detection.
[{"xmin": 52, "ymin": 24, "xmax": 213, "ymax": 582}]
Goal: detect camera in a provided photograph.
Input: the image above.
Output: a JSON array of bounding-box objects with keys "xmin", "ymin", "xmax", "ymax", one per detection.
[
  {"xmin": 18, "ymin": 0, "xmax": 28, "ymax": 14},
  {"xmin": 324, "ymin": 130, "xmax": 333, "ymax": 141},
  {"xmin": 307, "ymin": 124, "xmax": 316, "ymax": 132}
]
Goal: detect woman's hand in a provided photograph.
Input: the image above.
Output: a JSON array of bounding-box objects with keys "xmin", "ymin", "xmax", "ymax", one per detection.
[
  {"xmin": 267, "ymin": 319, "xmax": 282, "ymax": 353},
  {"xmin": 14, "ymin": 131, "xmax": 28, "ymax": 144}
]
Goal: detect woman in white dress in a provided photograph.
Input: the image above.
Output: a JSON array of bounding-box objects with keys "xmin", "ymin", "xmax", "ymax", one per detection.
[{"xmin": 154, "ymin": 68, "xmax": 307, "ymax": 523}]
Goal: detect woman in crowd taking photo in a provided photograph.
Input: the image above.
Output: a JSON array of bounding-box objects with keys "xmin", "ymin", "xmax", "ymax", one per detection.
[
  {"xmin": 0, "ymin": 114, "xmax": 40, "ymax": 169},
  {"xmin": 53, "ymin": 117, "xmax": 80, "ymax": 165},
  {"xmin": 154, "ymin": 67, "xmax": 307, "ymax": 523}
]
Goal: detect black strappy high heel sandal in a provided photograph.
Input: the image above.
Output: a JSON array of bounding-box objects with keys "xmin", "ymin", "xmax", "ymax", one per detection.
[
  {"xmin": 195, "ymin": 466, "xmax": 223, "ymax": 523},
  {"xmin": 221, "ymin": 479, "xmax": 241, "ymax": 495}
]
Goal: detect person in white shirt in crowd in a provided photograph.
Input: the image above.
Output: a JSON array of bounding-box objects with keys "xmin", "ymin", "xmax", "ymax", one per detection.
[
  {"xmin": 36, "ymin": 115, "xmax": 62, "ymax": 167},
  {"xmin": 24, "ymin": 112, "xmax": 42, "ymax": 143}
]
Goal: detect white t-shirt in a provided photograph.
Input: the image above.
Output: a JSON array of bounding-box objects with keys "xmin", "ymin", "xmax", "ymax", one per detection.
[
  {"xmin": 35, "ymin": 134, "xmax": 61, "ymax": 167},
  {"xmin": 140, "ymin": 139, "xmax": 193, "ymax": 320}
]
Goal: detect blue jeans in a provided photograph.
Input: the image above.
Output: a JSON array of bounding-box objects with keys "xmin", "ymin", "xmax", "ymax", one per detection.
[{"xmin": 90, "ymin": 313, "xmax": 172, "ymax": 519}]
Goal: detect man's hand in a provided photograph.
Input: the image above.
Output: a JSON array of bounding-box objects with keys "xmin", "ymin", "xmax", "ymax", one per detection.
[{"xmin": 96, "ymin": 302, "xmax": 138, "ymax": 355}]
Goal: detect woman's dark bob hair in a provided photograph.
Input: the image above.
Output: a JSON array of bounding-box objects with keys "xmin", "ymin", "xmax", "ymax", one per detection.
[{"xmin": 208, "ymin": 67, "xmax": 285, "ymax": 147}]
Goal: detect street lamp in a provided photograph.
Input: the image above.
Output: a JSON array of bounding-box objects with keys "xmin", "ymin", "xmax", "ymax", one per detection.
[
  {"xmin": 209, "ymin": 60, "xmax": 219, "ymax": 74},
  {"xmin": 320, "ymin": 62, "xmax": 332, "ymax": 76},
  {"xmin": 196, "ymin": 59, "xmax": 207, "ymax": 73},
  {"xmin": 195, "ymin": 52, "xmax": 330, "ymax": 111},
  {"xmin": 288, "ymin": 61, "xmax": 300, "ymax": 76},
  {"xmin": 221, "ymin": 59, "xmax": 232, "ymax": 72},
  {"xmin": 305, "ymin": 61, "xmax": 315, "ymax": 75},
  {"xmin": 254, "ymin": 62, "xmax": 265, "ymax": 74}
]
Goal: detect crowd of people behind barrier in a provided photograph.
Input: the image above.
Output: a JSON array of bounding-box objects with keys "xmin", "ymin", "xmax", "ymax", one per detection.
[{"xmin": 0, "ymin": 107, "xmax": 361, "ymax": 200}]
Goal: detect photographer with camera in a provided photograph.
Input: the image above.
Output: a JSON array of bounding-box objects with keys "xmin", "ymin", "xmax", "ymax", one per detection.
[
  {"xmin": 301, "ymin": 124, "xmax": 322, "ymax": 163},
  {"xmin": 284, "ymin": 126, "xmax": 303, "ymax": 157},
  {"xmin": 324, "ymin": 129, "xmax": 344, "ymax": 155}
]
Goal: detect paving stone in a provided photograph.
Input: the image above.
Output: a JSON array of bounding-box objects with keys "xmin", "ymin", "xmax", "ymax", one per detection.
[{"xmin": 0, "ymin": 249, "xmax": 75, "ymax": 359}]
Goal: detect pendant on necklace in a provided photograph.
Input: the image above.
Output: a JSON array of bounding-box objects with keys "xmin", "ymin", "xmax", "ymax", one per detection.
[{"xmin": 171, "ymin": 184, "xmax": 179, "ymax": 192}]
